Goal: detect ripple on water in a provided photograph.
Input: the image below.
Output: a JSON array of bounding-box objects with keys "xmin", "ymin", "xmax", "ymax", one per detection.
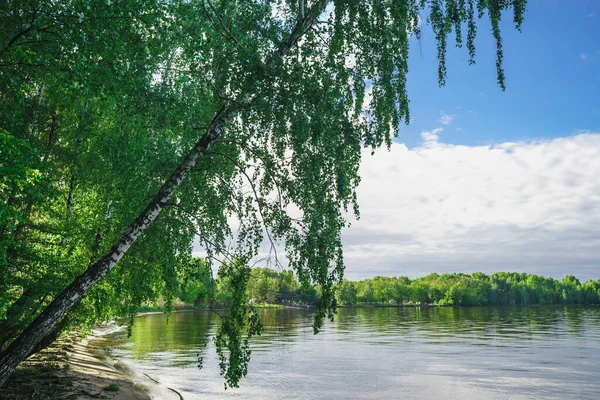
[{"xmin": 97, "ymin": 306, "xmax": 600, "ymax": 400}]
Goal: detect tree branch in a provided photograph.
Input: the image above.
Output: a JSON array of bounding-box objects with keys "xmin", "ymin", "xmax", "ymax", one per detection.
[
  {"xmin": 205, "ymin": 0, "xmax": 241, "ymax": 46},
  {"xmin": 278, "ymin": 0, "xmax": 328, "ymax": 54},
  {"xmin": 1, "ymin": 10, "xmax": 38, "ymax": 56}
]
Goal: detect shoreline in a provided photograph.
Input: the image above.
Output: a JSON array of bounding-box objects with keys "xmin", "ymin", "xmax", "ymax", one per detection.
[
  {"xmin": 84, "ymin": 327, "xmax": 185, "ymax": 400},
  {"xmin": 133, "ymin": 303, "xmax": 599, "ymax": 314},
  {"xmin": 1, "ymin": 327, "xmax": 180, "ymax": 400},
  {"xmin": 68, "ymin": 334, "xmax": 152, "ymax": 400},
  {"xmin": 0, "ymin": 331, "xmax": 151, "ymax": 400}
]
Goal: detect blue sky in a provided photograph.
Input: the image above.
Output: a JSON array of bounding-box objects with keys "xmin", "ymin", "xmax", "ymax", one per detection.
[
  {"xmin": 401, "ymin": 0, "xmax": 599, "ymax": 148},
  {"xmin": 337, "ymin": 3, "xmax": 600, "ymax": 281}
]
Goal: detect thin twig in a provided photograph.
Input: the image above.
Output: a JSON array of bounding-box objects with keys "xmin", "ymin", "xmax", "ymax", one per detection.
[
  {"xmin": 210, "ymin": 151, "xmax": 283, "ymax": 269},
  {"xmin": 206, "ymin": 0, "xmax": 240, "ymax": 45}
]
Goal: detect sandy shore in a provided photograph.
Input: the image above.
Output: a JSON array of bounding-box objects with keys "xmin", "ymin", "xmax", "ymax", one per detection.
[
  {"xmin": 84, "ymin": 328, "xmax": 185, "ymax": 400},
  {"xmin": 0, "ymin": 331, "xmax": 152, "ymax": 400},
  {"xmin": 68, "ymin": 337, "xmax": 152, "ymax": 400}
]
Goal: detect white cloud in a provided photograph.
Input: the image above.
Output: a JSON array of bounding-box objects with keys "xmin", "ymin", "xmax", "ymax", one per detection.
[
  {"xmin": 438, "ymin": 111, "xmax": 456, "ymax": 125},
  {"xmin": 342, "ymin": 132, "xmax": 600, "ymax": 281},
  {"xmin": 581, "ymin": 53, "xmax": 588, "ymax": 61},
  {"xmin": 420, "ymin": 127, "xmax": 443, "ymax": 144}
]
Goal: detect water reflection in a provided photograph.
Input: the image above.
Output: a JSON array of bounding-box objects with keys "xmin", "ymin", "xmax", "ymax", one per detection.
[{"xmin": 100, "ymin": 306, "xmax": 600, "ymax": 399}]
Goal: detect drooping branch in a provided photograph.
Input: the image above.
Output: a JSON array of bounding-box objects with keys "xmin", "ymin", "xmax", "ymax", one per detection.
[{"xmin": 210, "ymin": 151, "xmax": 284, "ymax": 269}]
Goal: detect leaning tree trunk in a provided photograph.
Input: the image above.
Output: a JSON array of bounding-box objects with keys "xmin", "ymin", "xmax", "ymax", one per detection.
[{"xmin": 0, "ymin": 108, "xmax": 232, "ymax": 386}]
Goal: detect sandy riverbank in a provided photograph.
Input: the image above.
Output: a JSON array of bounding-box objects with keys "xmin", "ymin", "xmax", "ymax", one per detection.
[
  {"xmin": 1, "ymin": 330, "xmax": 152, "ymax": 400},
  {"xmin": 69, "ymin": 337, "xmax": 152, "ymax": 400}
]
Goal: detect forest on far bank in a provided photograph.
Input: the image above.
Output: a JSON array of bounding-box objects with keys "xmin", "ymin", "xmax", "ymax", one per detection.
[{"xmin": 172, "ymin": 261, "xmax": 600, "ymax": 310}]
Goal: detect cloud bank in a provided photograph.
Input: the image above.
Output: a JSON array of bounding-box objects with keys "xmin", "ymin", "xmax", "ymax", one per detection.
[{"xmin": 342, "ymin": 131, "xmax": 600, "ymax": 281}]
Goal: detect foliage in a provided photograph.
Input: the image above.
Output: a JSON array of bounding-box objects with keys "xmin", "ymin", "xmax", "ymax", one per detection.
[
  {"xmin": 181, "ymin": 267, "xmax": 600, "ymax": 309},
  {"xmin": 213, "ymin": 260, "xmax": 262, "ymax": 389},
  {"xmin": 333, "ymin": 273, "xmax": 600, "ymax": 307},
  {"xmin": 177, "ymin": 257, "xmax": 214, "ymax": 304},
  {"xmin": 0, "ymin": 0, "xmax": 527, "ymax": 388}
]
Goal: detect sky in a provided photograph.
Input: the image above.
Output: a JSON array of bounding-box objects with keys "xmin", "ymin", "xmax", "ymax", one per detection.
[
  {"xmin": 194, "ymin": 2, "xmax": 600, "ymax": 282},
  {"xmin": 341, "ymin": 1, "xmax": 600, "ymax": 281}
]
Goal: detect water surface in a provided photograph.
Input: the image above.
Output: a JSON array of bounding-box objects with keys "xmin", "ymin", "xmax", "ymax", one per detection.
[{"xmin": 97, "ymin": 307, "xmax": 600, "ymax": 399}]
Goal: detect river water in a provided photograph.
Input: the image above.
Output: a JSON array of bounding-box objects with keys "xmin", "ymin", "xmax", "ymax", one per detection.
[{"xmin": 95, "ymin": 306, "xmax": 600, "ymax": 399}]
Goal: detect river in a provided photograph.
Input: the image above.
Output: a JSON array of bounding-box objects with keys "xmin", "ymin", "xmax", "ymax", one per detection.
[{"xmin": 94, "ymin": 306, "xmax": 600, "ymax": 399}]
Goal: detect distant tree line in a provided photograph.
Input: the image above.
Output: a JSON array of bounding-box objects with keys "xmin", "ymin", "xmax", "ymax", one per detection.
[
  {"xmin": 334, "ymin": 272, "xmax": 600, "ymax": 306},
  {"xmin": 179, "ymin": 262, "xmax": 600, "ymax": 308}
]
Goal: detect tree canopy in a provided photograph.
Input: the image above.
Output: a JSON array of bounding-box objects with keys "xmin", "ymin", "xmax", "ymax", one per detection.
[{"xmin": 0, "ymin": 0, "xmax": 526, "ymax": 388}]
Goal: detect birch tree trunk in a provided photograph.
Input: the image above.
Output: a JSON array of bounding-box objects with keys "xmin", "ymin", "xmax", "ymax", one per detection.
[{"xmin": 0, "ymin": 109, "xmax": 231, "ymax": 386}]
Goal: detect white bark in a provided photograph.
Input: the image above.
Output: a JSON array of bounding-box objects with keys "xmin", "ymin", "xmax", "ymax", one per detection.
[{"xmin": 0, "ymin": 108, "xmax": 233, "ymax": 386}]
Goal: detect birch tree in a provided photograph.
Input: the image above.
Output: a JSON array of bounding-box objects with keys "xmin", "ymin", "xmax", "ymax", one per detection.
[{"xmin": 0, "ymin": 0, "xmax": 526, "ymax": 387}]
